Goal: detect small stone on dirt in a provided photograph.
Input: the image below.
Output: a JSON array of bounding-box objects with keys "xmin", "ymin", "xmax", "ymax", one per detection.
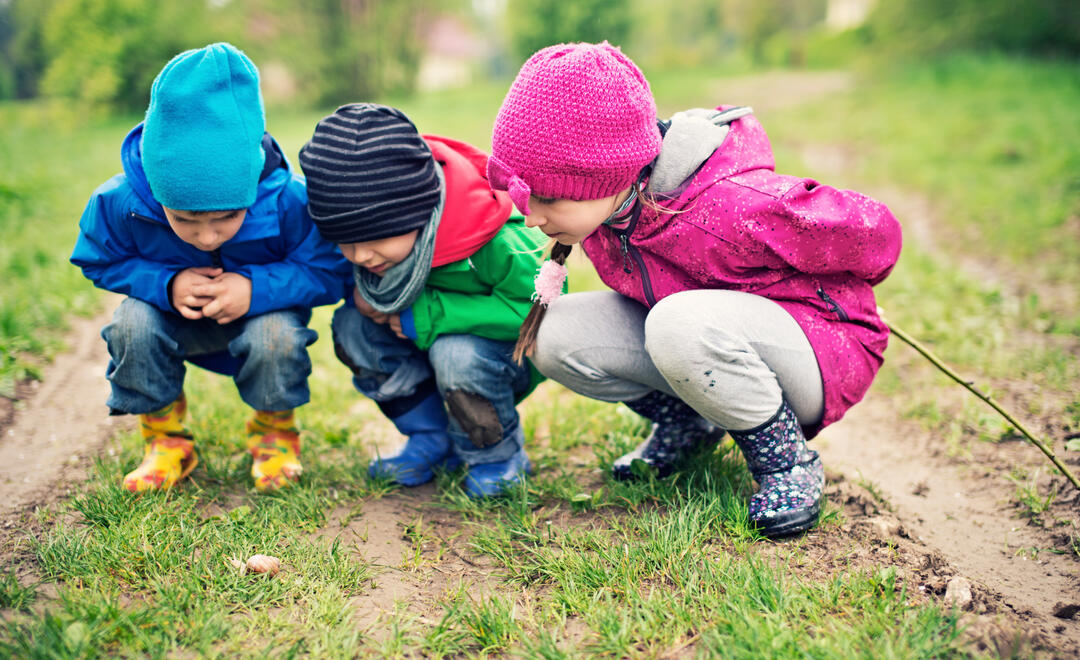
[
  {"xmin": 1051, "ymin": 602, "xmax": 1080, "ymax": 620},
  {"xmin": 870, "ymin": 517, "xmax": 901, "ymax": 538},
  {"xmin": 944, "ymin": 576, "xmax": 973, "ymax": 610}
]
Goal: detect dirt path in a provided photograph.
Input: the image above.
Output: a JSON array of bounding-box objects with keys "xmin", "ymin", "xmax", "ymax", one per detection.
[
  {"xmin": 0, "ymin": 295, "xmax": 127, "ymax": 530},
  {"xmin": 819, "ymin": 402, "xmax": 1080, "ymax": 652},
  {"xmin": 797, "ymin": 149, "xmax": 1080, "ymax": 651}
]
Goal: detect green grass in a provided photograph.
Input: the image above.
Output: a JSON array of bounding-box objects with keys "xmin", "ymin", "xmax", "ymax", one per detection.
[
  {"xmin": 0, "ymin": 104, "xmax": 127, "ymax": 394},
  {"xmin": 8, "ymin": 53, "xmax": 1078, "ymax": 656},
  {"xmin": 1, "ymin": 353, "xmax": 970, "ymax": 657}
]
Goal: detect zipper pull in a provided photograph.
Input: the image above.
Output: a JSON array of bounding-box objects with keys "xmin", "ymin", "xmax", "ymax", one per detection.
[
  {"xmin": 619, "ymin": 234, "xmax": 633, "ymax": 274},
  {"xmin": 211, "ymin": 248, "xmax": 224, "ymax": 270}
]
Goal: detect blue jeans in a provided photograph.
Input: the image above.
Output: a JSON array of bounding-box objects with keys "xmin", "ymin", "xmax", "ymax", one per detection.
[
  {"xmin": 331, "ymin": 305, "xmax": 531, "ymax": 465},
  {"xmin": 102, "ymin": 297, "xmax": 318, "ymax": 414}
]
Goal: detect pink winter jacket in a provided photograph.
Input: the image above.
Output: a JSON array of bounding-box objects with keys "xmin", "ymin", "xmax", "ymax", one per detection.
[{"xmin": 581, "ymin": 109, "xmax": 902, "ymax": 435}]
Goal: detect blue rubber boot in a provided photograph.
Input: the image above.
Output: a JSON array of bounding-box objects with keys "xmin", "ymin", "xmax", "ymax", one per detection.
[
  {"xmin": 613, "ymin": 391, "xmax": 725, "ymax": 480},
  {"xmin": 729, "ymin": 400, "xmax": 824, "ymax": 538},
  {"xmin": 369, "ymin": 392, "xmax": 462, "ymax": 486},
  {"xmin": 463, "ymin": 428, "xmax": 531, "ymax": 498}
]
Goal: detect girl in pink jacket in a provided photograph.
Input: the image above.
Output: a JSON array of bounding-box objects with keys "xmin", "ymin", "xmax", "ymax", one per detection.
[{"xmin": 487, "ymin": 42, "xmax": 902, "ymax": 537}]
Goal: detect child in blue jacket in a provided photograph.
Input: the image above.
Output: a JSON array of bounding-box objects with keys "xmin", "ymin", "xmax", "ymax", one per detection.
[{"xmin": 71, "ymin": 43, "xmax": 349, "ymax": 492}]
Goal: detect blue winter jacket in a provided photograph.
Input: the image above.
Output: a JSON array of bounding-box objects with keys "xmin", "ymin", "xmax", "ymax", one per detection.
[{"xmin": 71, "ymin": 124, "xmax": 351, "ymax": 316}]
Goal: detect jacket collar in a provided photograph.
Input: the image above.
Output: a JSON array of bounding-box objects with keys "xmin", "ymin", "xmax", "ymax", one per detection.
[{"xmin": 647, "ymin": 106, "xmax": 773, "ymax": 198}]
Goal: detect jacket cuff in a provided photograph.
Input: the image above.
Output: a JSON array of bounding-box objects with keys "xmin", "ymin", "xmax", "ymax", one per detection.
[
  {"xmin": 399, "ymin": 307, "xmax": 418, "ymax": 339},
  {"xmin": 234, "ymin": 265, "xmax": 265, "ymax": 316},
  {"xmin": 158, "ymin": 266, "xmax": 184, "ymax": 313}
]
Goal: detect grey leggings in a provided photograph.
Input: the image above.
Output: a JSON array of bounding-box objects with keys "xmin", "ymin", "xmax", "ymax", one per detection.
[{"xmin": 531, "ymin": 290, "xmax": 824, "ymax": 431}]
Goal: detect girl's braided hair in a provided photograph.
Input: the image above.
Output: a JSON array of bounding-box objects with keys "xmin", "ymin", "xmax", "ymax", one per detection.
[{"xmin": 512, "ymin": 241, "xmax": 572, "ymax": 364}]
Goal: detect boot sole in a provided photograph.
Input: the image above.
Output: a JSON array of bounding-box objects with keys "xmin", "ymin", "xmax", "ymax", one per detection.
[
  {"xmin": 369, "ymin": 457, "xmax": 463, "ymax": 487},
  {"xmin": 611, "ymin": 461, "xmax": 675, "ymax": 481},
  {"xmin": 753, "ymin": 500, "xmax": 822, "ymax": 538},
  {"xmin": 464, "ymin": 459, "xmax": 532, "ymax": 498}
]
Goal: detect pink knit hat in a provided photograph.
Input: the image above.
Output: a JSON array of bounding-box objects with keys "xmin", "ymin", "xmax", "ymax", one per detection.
[{"xmin": 488, "ymin": 42, "xmax": 661, "ymax": 215}]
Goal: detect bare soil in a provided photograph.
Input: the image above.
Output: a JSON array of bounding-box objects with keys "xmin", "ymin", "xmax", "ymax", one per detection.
[{"xmin": 0, "ymin": 295, "xmax": 129, "ymax": 543}]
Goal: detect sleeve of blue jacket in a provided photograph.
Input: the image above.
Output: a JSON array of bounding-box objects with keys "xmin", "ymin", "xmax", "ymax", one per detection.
[
  {"xmin": 70, "ymin": 183, "xmax": 183, "ymax": 312},
  {"xmin": 230, "ymin": 183, "xmax": 352, "ymax": 316}
]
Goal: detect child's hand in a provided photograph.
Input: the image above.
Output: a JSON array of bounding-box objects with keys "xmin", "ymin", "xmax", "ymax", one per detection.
[
  {"xmin": 170, "ymin": 267, "xmax": 223, "ymax": 319},
  {"xmin": 352, "ymin": 287, "xmax": 390, "ymax": 324},
  {"xmin": 388, "ymin": 314, "xmax": 406, "ymax": 339},
  {"xmin": 195, "ymin": 272, "xmax": 252, "ymax": 324}
]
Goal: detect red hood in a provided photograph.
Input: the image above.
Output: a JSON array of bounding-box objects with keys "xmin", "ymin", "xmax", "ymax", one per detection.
[{"xmin": 423, "ymin": 135, "xmax": 512, "ymax": 267}]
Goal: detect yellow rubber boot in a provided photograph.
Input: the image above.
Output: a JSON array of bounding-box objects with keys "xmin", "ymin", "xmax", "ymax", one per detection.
[
  {"xmin": 123, "ymin": 393, "xmax": 197, "ymax": 492},
  {"xmin": 246, "ymin": 409, "xmax": 302, "ymax": 492}
]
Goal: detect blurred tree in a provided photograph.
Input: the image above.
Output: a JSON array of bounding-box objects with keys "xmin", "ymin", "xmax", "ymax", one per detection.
[
  {"xmin": 505, "ymin": 0, "xmax": 632, "ymax": 62},
  {"xmin": 39, "ymin": 0, "xmax": 222, "ymax": 111},
  {"xmin": 725, "ymin": 0, "xmax": 826, "ymax": 65},
  {"xmin": 212, "ymin": 0, "xmax": 438, "ymax": 107},
  {"xmin": 304, "ymin": 0, "xmax": 430, "ymax": 104},
  {"xmin": 0, "ymin": 0, "xmax": 60, "ymax": 100},
  {"xmin": 867, "ymin": 0, "xmax": 1080, "ymax": 56},
  {"xmin": 633, "ymin": 0, "xmax": 731, "ymax": 68}
]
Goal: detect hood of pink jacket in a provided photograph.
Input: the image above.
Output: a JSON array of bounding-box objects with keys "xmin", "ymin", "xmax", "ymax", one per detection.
[{"xmin": 582, "ymin": 108, "xmax": 902, "ymax": 435}]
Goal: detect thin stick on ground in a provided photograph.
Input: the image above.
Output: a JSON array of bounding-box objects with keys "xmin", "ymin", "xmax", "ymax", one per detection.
[{"xmin": 884, "ymin": 315, "xmax": 1080, "ymax": 492}]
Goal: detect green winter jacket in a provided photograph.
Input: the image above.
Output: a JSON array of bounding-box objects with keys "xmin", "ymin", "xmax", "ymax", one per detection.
[{"xmin": 407, "ymin": 216, "xmax": 550, "ymax": 397}]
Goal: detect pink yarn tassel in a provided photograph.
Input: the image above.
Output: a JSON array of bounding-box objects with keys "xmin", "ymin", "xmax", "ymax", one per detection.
[{"xmin": 533, "ymin": 259, "xmax": 568, "ymax": 306}]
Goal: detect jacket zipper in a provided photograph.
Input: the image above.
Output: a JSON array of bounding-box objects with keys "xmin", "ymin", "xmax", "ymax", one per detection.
[
  {"xmin": 816, "ymin": 286, "xmax": 849, "ymax": 322},
  {"xmin": 614, "ymin": 214, "xmax": 657, "ymax": 307}
]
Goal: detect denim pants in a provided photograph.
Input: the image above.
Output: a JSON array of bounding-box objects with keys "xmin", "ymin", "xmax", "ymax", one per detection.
[
  {"xmin": 102, "ymin": 297, "xmax": 318, "ymax": 414},
  {"xmin": 331, "ymin": 305, "xmax": 531, "ymax": 465}
]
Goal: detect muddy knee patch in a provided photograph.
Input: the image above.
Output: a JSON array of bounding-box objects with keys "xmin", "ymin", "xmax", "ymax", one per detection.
[{"xmin": 444, "ymin": 390, "xmax": 501, "ymax": 448}]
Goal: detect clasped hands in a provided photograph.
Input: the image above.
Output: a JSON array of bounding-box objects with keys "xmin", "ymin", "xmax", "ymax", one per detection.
[{"xmin": 170, "ymin": 267, "xmax": 251, "ymax": 324}]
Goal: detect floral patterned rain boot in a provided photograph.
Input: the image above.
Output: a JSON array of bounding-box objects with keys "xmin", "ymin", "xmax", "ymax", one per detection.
[
  {"xmin": 123, "ymin": 393, "xmax": 197, "ymax": 492},
  {"xmin": 246, "ymin": 409, "xmax": 302, "ymax": 492},
  {"xmin": 613, "ymin": 391, "xmax": 725, "ymax": 480},
  {"xmin": 729, "ymin": 400, "xmax": 824, "ymax": 538}
]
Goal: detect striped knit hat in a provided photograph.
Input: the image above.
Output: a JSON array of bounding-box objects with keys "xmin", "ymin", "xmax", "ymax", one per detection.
[{"xmin": 299, "ymin": 104, "xmax": 440, "ymax": 243}]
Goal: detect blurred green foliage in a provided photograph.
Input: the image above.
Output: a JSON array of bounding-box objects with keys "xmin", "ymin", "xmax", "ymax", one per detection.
[
  {"xmin": 0, "ymin": 0, "xmax": 439, "ymax": 112},
  {"xmin": 867, "ymin": 0, "xmax": 1080, "ymax": 57},
  {"xmin": 40, "ymin": 0, "xmax": 218, "ymax": 111},
  {"xmin": 296, "ymin": 0, "xmax": 431, "ymax": 106},
  {"xmin": 2, "ymin": 0, "xmax": 1078, "ymax": 113},
  {"xmin": 505, "ymin": 0, "xmax": 632, "ymax": 62}
]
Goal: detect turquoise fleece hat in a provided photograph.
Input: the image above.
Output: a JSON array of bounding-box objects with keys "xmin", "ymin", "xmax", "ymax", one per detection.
[{"xmin": 142, "ymin": 42, "xmax": 266, "ymax": 212}]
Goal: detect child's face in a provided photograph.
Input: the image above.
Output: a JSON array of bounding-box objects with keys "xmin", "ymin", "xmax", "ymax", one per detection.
[
  {"xmin": 339, "ymin": 230, "xmax": 419, "ymax": 276},
  {"xmin": 163, "ymin": 207, "xmax": 246, "ymax": 252},
  {"xmin": 524, "ymin": 190, "xmax": 629, "ymax": 245}
]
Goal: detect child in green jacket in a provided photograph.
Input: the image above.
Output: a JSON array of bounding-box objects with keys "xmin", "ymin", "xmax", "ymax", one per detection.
[{"xmin": 299, "ymin": 104, "xmax": 549, "ymax": 497}]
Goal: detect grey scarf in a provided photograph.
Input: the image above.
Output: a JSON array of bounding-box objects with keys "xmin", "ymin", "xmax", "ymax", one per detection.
[{"xmin": 353, "ymin": 164, "xmax": 445, "ymax": 314}]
